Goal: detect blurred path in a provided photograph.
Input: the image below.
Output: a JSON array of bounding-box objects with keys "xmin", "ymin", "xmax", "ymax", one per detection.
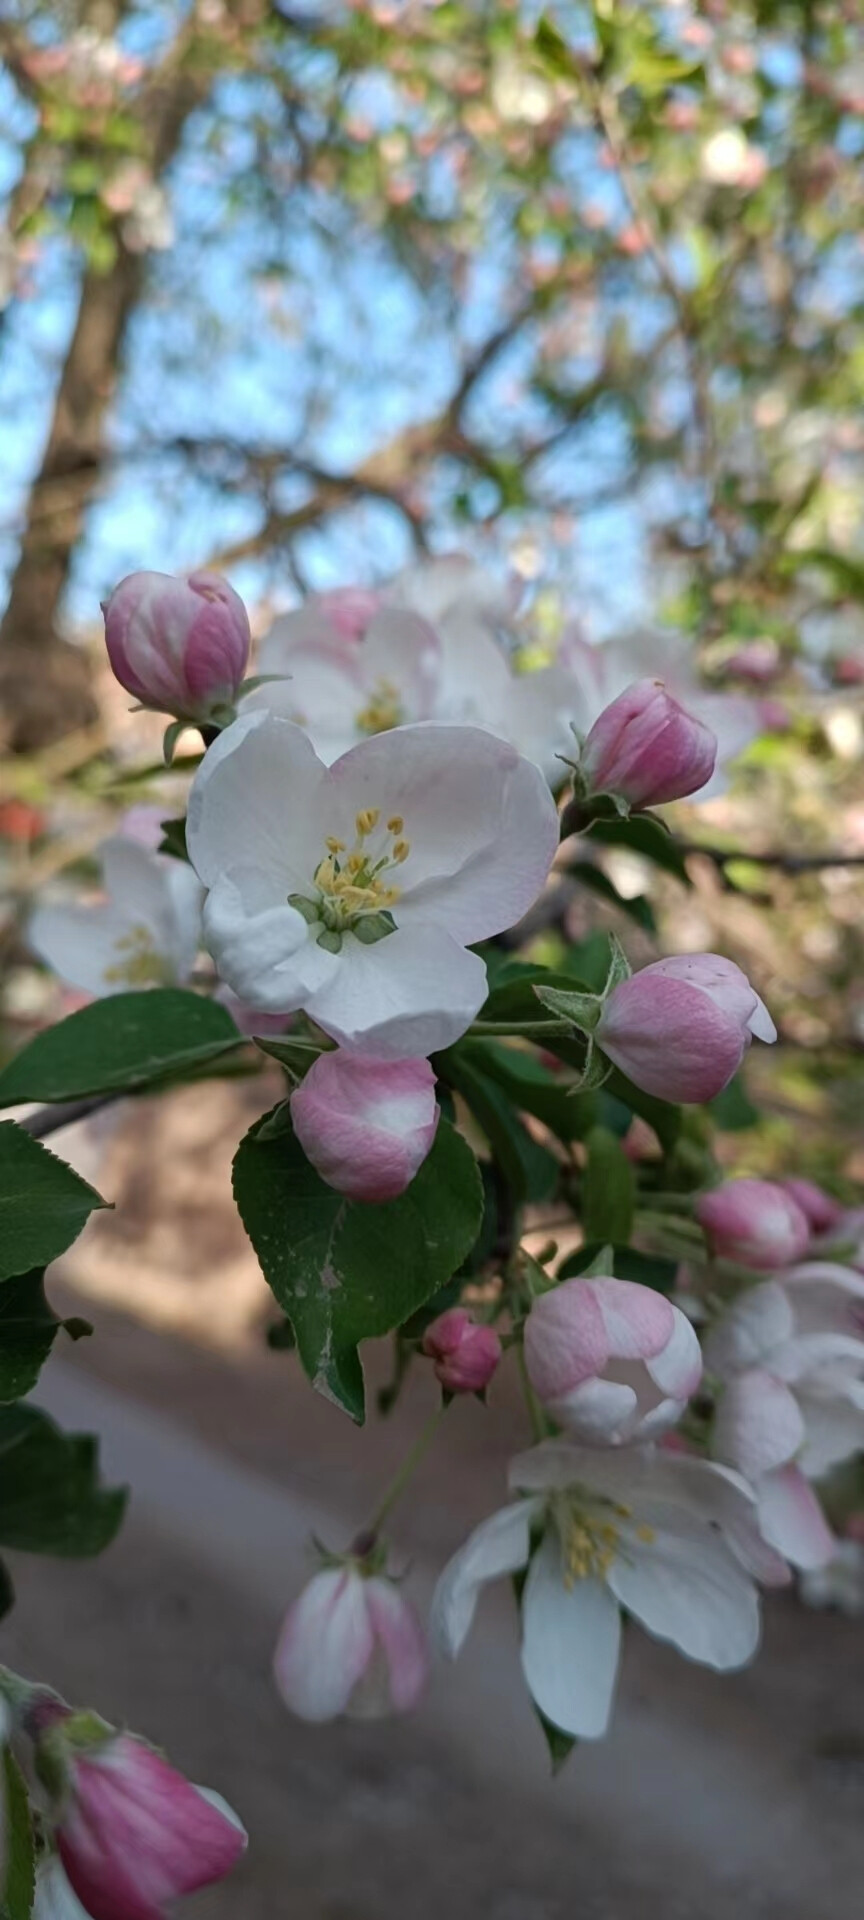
[{"xmin": 0, "ymin": 1324, "xmax": 858, "ymax": 1918}]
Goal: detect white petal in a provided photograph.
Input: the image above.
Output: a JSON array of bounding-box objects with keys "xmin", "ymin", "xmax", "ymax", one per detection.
[
  {"xmin": 756, "ymin": 1467, "xmax": 834, "ymax": 1570},
  {"xmin": 306, "ymin": 922, "xmax": 489, "ymax": 1057},
  {"xmin": 702, "ymin": 1281, "xmax": 794, "ymax": 1378},
  {"xmin": 33, "ymin": 1860, "xmax": 92, "ymax": 1920},
  {"xmin": 361, "ymin": 608, "xmax": 440, "ymax": 716},
  {"xmin": 509, "ymin": 1439, "xmax": 636, "ymax": 1500},
  {"xmin": 320, "ymin": 724, "xmax": 559, "ymax": 944},
  {"xmin": 29, "ymin": 903, "xmax": 139, "ymax": 996},
  {"xmin": 504, "ymin": 666, "xmax": 585, "ymax": 781},
  {"xmin": 247, "ymin": 643, "xmax": 364, "ymax": 763},
  {"xmin": 712, "ymin": 1369, "xmax": 804, "ymax": 1478},
  {"xmin": 430, "ymin": 1500, "xmax": 540, "ymax": 1658},
  {"xmin": 187, "ymin": 710, "xmax": 326, "ymax": 890},
  {"xmin": 797, "ymin": 1393, "xmax": 864, "ymax": 1478},
  {"xmin": 273, "ymin": 1569, "xmax": 374, "ymax": 1722},
  {"xmin": 548, "ymin": 1375, "xmax": 640, "ymax": 1444},
  {"xmin": 521, "ymin": 1532, "xmax": 621, "ymax": 1740},
  {"xmin": 203, "ymin": 870, "xmax": 336, "ymax": 1012},
  {"xmin": 608, "ymin": 1502, "xmax": 761, "ymax": 1671}
]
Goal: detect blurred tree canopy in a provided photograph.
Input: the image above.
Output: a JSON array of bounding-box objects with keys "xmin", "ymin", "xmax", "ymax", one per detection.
[{"xmin": 1, "ymin": 0, "xmax": 863, "ymax": 749}]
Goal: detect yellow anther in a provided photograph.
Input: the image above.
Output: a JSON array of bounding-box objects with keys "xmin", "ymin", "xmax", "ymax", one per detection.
[
  {"xmin": 387, "ymin": 816, "xmax": 404, "ymax": 834},
  {"xmin": 325, "ymin": 836, "xmax": 346, "ymax": 854},
  {"xmin": 392, "ymin": 839, "xmax": 410, "ymax": 864},
  {"xmin": 345, "ymin": 852, "xmax": 364, "ymax": 874},
  {"xmin": 636, "ymin": 1524, "xmax": 656, "ymax": 1544},
  {"xmin": 355, "ymin": 809, "xmax": 380, "ymax": 837},
  {"xmin": 103, "ymin": 927, "xmax": 169, "ymax": 988}
]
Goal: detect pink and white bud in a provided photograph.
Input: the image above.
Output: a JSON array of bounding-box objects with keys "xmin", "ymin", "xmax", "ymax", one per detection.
[
  {"xmin": 711, "ymin": 1369, "xmax": 834, "ymax": 1571},
  {"xmin": 316, "ymin": 586, "xmax": 384, "ymax": 642},
  {"xmin": 103, "ymin": 569, "xmax": 250, "ymax": 722},
  {"xmin": 291, "ymin": 1051, "xmax": 439, "ymax": 1202},
  {"xmin": 578, "ymin": 678, "xmax": 717, "ymax": 808},
  {"xmin": 421, "ymin": 1308, "xmax": 502, "ymax": 1394},
  {"xmin": 274, "ymin": 1566, "xmax": 428, "ymax": 1722},
  {"xmin": 696, "ymin": 1179, "xmax": 810, "ymax": 1270},
  {"xmin": 779, "ymin": 1177, "xmax": 842, "ymax": 1235},
  {"xmin": 524, "ymin": 1275, "xmax": 703, "ymax": 1444},
  {"xmin": 47, "ymin": 1730, "xmax": 246, "ymax": 1920},
  {"xmin": 596, "ymin": 952, "xmax": 776, "ymax": 1103}
]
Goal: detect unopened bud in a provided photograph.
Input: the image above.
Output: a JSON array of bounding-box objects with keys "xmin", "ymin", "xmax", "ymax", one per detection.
[
  {"xmin": 103, "ymin": 569, "xmax": 250, "ymax": 724},
  {"xmin": 422, "ymin": 1308, "xmax": 501, "ymax": 1394},
  {"xmin": 578, "ymin": 678, "xmax": 716, "ymax": 809}
]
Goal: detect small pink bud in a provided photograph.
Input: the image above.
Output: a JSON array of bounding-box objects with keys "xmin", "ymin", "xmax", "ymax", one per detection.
[
  {"xmin": 103, "ymin": 569, "xmax": 250, "ymax": 722},
  {"xmin": 422, "ymin": 1307, "xmax": 501, "ymax": 1394},
  {"xmin": 46, "ymin": 1729, "xmax": 246, "ymax": 1920},
  {"xmin": 579, "ymin": 678, "xmax": 717, "ymax": 808},
  {"xmin": 316, "ymin": 586, "xmax": 384, "ymax": 642},
  {"xmin": 291, "ymin": 1051, "xmax": 439, "ymax": 1202},
  {"xmin": 696, "ymin": 1178, "xmax": 811, "ymax": 1270},
  {"xmin": 596, "ymin": 952, "xmax": 776, "ymax": 1102},
  {"xmin": 524, "ymin": 1275, "xmax": 702, "ymax": 1443},
  {"xmin": 274, "ymin": 1566, "xmax": 428, "ymax": 1722},
  {"xmin": 778, "ymin": 1177, "xmax": 842, "ymax": 1235}
]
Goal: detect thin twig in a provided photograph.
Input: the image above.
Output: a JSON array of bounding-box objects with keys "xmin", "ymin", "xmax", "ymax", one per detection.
[{"xmin": 19, "ymin": 1095, "xmax": 119, "ymax": 1139}]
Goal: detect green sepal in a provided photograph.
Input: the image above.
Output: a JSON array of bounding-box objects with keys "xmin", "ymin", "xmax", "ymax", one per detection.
[{"xmin": 352, "ymin": 911, "xmax": 397, "ymax": 945}]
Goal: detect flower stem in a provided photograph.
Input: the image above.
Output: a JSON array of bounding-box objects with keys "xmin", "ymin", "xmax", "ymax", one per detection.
[
  {"xmin": 467, "ymin": 1019, "xmax": 574, "ymax": 1039},
  {"xmin": 365, "ymin": 1404, "xmax": 446, "ymax": 1539},
  {"xmin": 517, "ymin": 1340, "xmax": 548, "ymax": 1444}
]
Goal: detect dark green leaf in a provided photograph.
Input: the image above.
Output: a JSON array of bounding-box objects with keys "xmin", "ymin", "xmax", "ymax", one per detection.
[
  {"xmin": 0, "ymin": 991, "xmax": 244, "ymax": 1104},
  {"xmin": 585, "ymin": 816, "xmax": 692, "ymax": 884},
  {"xmin": 2, "ymin": 1749, "xmax": 35, "ymax": 1920},
  {"xmin": 0, "ymin": 1404, "xmax": 126, "ymax": 1556},
  {"xmin": 582, "ymin": 1128, "xmax": 635, "ymax": 1246},
  {"xmin": 0, "ymin": 1271, "xmax": 59, "ymax": 1400},
  {"xmin": 233, "ymin": 1115, "xmax": 483, "ymax": 1421},
  {"xmin": 439, "ymin": 1052, "xmax": 559, "ymax": 1204},
  {"xmin": 157, "ymin": 816, "xmax": 189, "ymax": 862},
  {"xmin": 462, "ymin": 1040, "xmax": 597, "ymax": 1142},
  {"xmin": 604, "ymin": 1068, "xmax": 682, "ymax": 1154},
  {"xmin": 0, "ymin": 1126, "xmax": 107, "ymax": 1282},
  {"xmin": 0, "ymin": 1557, "xmax": 13, "ymax": 1620},
  {"xmin": 558, "ymin": 1243, "xmax": 677, "ymax": 1291},
  {"xmin": 568, "ymin": 861, "xmax": 656, "ymax": 931},
  {"xmin": 534, "ymin": 1704, "xmax": 577, "ymax": 1775},
  {"xmin": 708, "ymin": 1074, "xmax": 759, "ymax": 1131}
]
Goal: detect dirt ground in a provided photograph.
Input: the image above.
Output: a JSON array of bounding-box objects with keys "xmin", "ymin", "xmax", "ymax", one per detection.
[{"xmin": 4, "ymin": 1090, "xmax": 864, "ymax": 1918}]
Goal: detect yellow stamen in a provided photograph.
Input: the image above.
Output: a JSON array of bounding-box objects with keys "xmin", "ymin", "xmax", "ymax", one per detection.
[
  {"xmin": 392, "ymin": 839, "xmax": 410, "ymax": 864},
  {"xmin": 387, "ymin": 816, "xmax": 404, "ymax": 834},
  {"xmin": 636, "ymin": 1524, "xmax": 656, "ymax": 1544},
  {"xmin": 103, "ymin": 927, "xmax": 170, "ymax": 988},
  {"xmin": 325, "ymin": 836, "xmax": 346, "ymax": 854},
  {"xmin": 355, "ymin": 809, "xmax": 380, "ymax": 837}
]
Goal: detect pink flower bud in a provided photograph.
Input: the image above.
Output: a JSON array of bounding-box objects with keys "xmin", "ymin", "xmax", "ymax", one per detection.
[
  {"xmin": 46, "ymin": 1729, "xmax": 246, "ymax": 1920},
  {"xmin": 524, "ymin": 1275, "xmax": 702, "ymax": 1443},
  {"xmin": 779, "ymin": 1177, "xmax": 842, "ymax": 1235},
  {"xmin": 596, "ymin": 952, "xmax": 776, "ymax": 1102},
  {"xmin": 291, "ymin": 1051, "xmax": 439, "ymax": 1202},
  {"xmin": 422, "ymin": 1307, "xmax": 501, "ymax": 1393},
  {"xmin": 274, "ymin": 1567, "xmax": 428, "ymax": 1722},
  {"xmin": 579, "ymin": 679, "xmax": 717, "ymax": 808},
  {"xmin": 696, "ymin": 1178, "xmax": 811, "ymax": 1270},
  {"xmin": 103, "ymin": 570, "xmax": 250, "ymax": 721},
  {"xmin": 316, "ymin": 586, "xmax": 384, "ymax": 642}
]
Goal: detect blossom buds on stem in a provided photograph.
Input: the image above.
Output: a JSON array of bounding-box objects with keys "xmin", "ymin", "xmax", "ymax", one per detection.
[
  {"xmin": 524, "ymin": 1274, "xmax": 702, "ymax": 1444},
  {"xmin": 274, "ymin": 1558, "xmax": 428, "ymax": 1723},
  {"xmin": 27, "ymin": 1703, "xmax": 246, "ymax": 1920},
  {"xmin": 102, "ymin": 569, "xmax": 252, "ymax": 749},
  {"xmin": 563, "ymin": 678, "xmax": 717, "ymax": 826},
  {"xmin": 695, "ymin": 1178, "xmax": 811, "ymax": 1270},
  {"xmin": 290, "ymin": 1050, "xmax": 440, "ymax": 1201},
  {"xmin": 422, "ymin": 1308, "xmax": 502, "ymax": 1395}
]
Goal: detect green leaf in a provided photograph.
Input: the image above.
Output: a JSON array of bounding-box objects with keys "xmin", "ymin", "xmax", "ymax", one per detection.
[
  {"xmin": 534, "ymin": 1704, "xmax": 577, "ymax": 1775},
  {"xmin": 2, "ymin": 1749, "xmax": 35, "ymax": 1920},
  {"xmin": 0, "ymin": 1271, "xmax": 59, "ymax": 1400},
  {"xmin": 568, "ymin": 861, "xmax": 656, "ymax": 931},
  {"xmin": 0, "ymin": 991, "xmax": 244, "ymax": 1104},
  {"xmin": 582, "ymin": 1127, "xmax": 635, "ymax": 1246},
  {"xmin": 585, "ymin": 816, "xmax": 692, "ymax": 885},
  {"xmin": 0, "ymin": 1404, "xmax": 126, "ymax": 1556},
  {"xmin": 604, "ymin": 1068, "xmax": 682, "ymax": 1155},
  {"xmin": 439, "ymin": 1053, "xmax": 559, "ymax": 1204},
  {"xmin": 558, "ymin": 1243, "xmax": 677, "ymax": 1291},
  {"xmin": 233, "ymin": 1116, "xmax": 483, "ymax": 1421},
  {"xmin": 0, "ymin": 1126, "xmax": 107, "ymax": 1282},
  {"xmin": 157, "ymin": 816, "xmax": 189, "ymax": 862},
  {"xmin": 708, "ymin": 1074, "xmax": 759, "ymax": 1131},
  {"xmin": 462, "ymin": 1041, "xmax": 597, "ymax": 1142}
]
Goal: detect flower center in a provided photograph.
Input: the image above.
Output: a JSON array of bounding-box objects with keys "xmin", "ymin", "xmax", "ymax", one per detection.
[
  {"xmin": 289, "ymin": 810, "xmax": 410, "ymax": 953},
  {"xmin": 102, "ymin": 925, "xmax": 172, "ymax": 988},
  {"xmin": 355, "ymin": 680, "xmax": 405, "ymax": 735},
  {"xmin": 553, "ymin": 1491, "xmax": 650, "ymax": 1587}
]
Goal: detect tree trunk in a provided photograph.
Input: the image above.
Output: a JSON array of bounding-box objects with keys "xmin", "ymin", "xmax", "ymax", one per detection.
[{"xmin": 0, "ymin": 249, "xmax": 143, "ymax": 750}]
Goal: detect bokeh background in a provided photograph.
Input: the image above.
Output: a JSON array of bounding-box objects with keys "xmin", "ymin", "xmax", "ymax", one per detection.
[{"xmin": 2, "ymin": 3, "xmax": 864, "ymax": 1914}]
